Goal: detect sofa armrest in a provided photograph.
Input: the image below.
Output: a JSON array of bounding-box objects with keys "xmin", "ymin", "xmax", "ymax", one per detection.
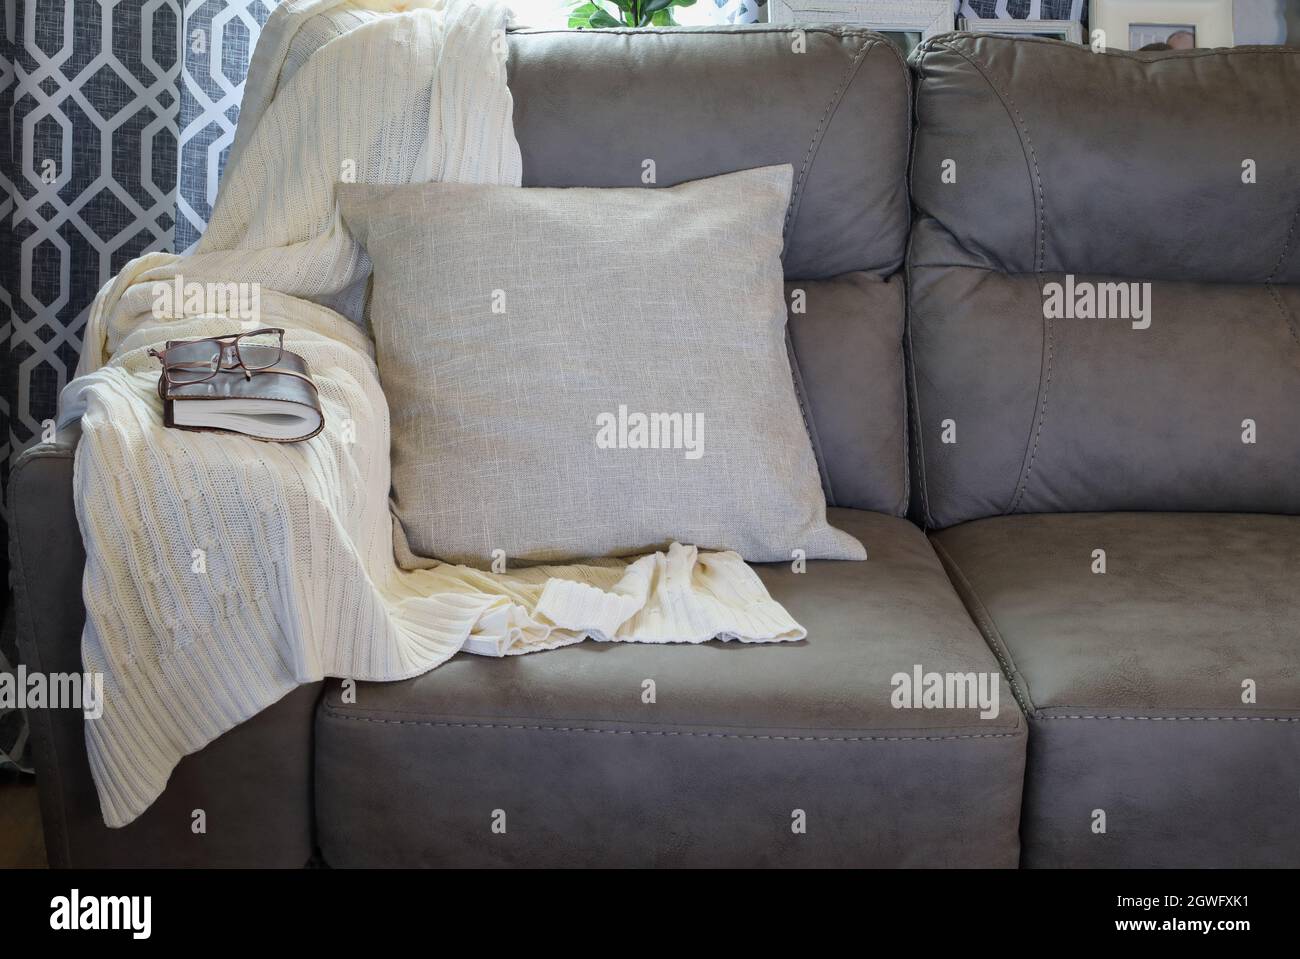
[
  {"xmin": 9, "ymin": 422, "xmax": 322, "ymax": 867},
  {"xmin": 10, "ymin": 423, "xmax": 85, "ymax": 688},
  {"xmin": 9, "ymin": 424, "xmax": 88, "ymax": 866}
]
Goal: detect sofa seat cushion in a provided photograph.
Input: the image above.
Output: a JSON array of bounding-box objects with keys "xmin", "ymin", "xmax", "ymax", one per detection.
[
  {"xmin": 316, "ymin": 509, "xmax": 1026, "ymax": 868},
  {"xmin": 931, "ymin": 512, "xmax": 1300, "ymax": 868}
]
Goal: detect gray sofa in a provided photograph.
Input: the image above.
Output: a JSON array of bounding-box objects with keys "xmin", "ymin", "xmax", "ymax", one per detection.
[{"xmin": 9, "ymin": 28, "xmax": 1299, "ymax": 868}]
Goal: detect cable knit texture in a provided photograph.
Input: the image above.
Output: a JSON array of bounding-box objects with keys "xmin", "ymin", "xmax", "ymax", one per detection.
[{"xmin": 57, "ymin": 0, "xmax": 806, "ymax": 828}]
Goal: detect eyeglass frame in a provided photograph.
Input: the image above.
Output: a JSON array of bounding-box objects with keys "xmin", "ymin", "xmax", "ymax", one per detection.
[{"xmin": 148, "ymin": 327, "xmax": 286, "ymax": 386}]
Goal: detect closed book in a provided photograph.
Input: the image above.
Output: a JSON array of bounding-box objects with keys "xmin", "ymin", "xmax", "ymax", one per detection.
[{"xmin": 156, "ymin": 339, "xmax": 324, "ymax": 443}]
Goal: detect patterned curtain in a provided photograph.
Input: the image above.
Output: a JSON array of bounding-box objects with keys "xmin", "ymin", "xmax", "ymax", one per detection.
[{"xmin": 0, "ymin": 0, "xmax": 276, "ymax": 770}]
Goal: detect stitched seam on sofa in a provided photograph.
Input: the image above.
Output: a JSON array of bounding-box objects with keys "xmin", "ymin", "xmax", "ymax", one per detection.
[
  {"xmin": 928, "ymin": 536, "xmax": 1036, "ymax": 715},
  {"xmin": 1037, "ymin": 714, "xmax": 1300, "ymax": 722},
  {"xmin": 941, "ymin": 41, "xmax": 1050, "ymax": 519},
  {"xmin": 318, "ymin": 710, "xmax": 1022, "ymax": 741},
  {"xmin": 1266, "ymin": 201, "xmax": 1300, "ymax": 282},
  {"xmin": 517, "ymin": 28, "xmax": 901, "ymax": 271},
  {"xmin": 930, "ymin": 41, "xmax": 1045, "ymax": 275},
  {"xmin": 870, "ymin": 23, "xmax": 915, "ymax": 272},
  {"xmin": 781, "ymin": 36, "xmax": 877, "ymax": 247},
  {"xmin": 8, "ymin": 450, "xmax": 75, "ymax": 867},
  {"xmin": 1012, "ymin": 279, "xmax": 1056, "ymax": 515},
  {"xmin": 785, "ymin": 328, "xmax": 836, "ymax": 506},
  {"xmin": 931, "ymin": 40, "xmax": 1054, "ymax": 516},
  {"xmin": 870, "ymin": 22, "xmax": 911, "ymax": 87},
  {"xmin": 1265, "ymin": 283, "xmax": 1300, "ymax": 350},
  {"xmin": 1265, "ymin": 199, "xmax": 1300, "ymax": 348}
]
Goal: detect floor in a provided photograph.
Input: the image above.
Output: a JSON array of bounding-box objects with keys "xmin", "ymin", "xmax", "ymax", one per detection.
[{"xmin": 0, "ymin": 771, "xmax": 48, "ymax": 868}]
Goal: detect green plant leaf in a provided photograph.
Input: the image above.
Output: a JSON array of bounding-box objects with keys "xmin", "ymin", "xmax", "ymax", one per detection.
[
  {"xmin": 643, "ymin": 0, "xmax": 673, "ymax": 12},
  {"xmin": 568, "ymin": 1, "xmax": 624, "ymax": 27}
]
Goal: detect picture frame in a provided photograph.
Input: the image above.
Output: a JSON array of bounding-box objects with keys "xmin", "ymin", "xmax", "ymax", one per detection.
[
  {"xmin": 959, "ymin": 17, "xmax": 1085, "ymax": 43},
  {"xmin": 1089, "ymin": 0, "xmax": 1234, "ymax": 50},
  {"xmin": 768, "ymin": 0, "xmax": 954, "ymax": 42}
]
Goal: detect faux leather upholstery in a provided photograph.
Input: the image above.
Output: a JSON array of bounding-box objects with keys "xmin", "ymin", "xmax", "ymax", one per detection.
[
  {"xmin": 787, "ymin": 274, "xmax": 908, "ymax": 515},
  {"xmin": 509, "ymin": 27, "xmax": 912, "ymax": 280},
  {"xmin": 316, "ymin": 509, "xmax": 1026, "ymax": 868},
  {"xmin": 932, "ymin": 512, "xmax": 1300, "ymax": 868},
  {"xmin": 8, "ymin": 426, "xmax": 321, "ymax": 867},
  {"xmin": 909, "ymin": 36, "xmax": 1300, "ymax": 527},
  {"xmin": 912, "ymin": 38, "xmax": 1300, "ymax": 281}
]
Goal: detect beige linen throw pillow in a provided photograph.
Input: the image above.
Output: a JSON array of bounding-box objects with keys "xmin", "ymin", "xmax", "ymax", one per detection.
[{"xmin": 339, "ymin": 165, "xmax": 865, "ymax": 567}]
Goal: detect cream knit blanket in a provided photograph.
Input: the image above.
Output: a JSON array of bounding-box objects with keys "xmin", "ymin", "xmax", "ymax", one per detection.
[{"xmin": 57, "ymin": 0, "xmax": 805, "ymax": 828}]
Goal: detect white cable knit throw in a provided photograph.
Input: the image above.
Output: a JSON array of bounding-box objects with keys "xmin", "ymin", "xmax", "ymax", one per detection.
[{"xmin": 58, "ymin": 0, "xmax": 806, "ymax": 828}]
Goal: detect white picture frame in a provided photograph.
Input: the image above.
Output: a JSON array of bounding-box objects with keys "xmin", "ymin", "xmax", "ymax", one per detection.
[
  {"xmin": 768, "ymin": 0, "xmax": 954, "ymax": 41},
  {"xmin": 959, "ymin": 18, "xmax": 1085, "ymax": 43},
  {"xmin": 1089, "ymin": 0, "xmax": 1234, "ymax": 50}
]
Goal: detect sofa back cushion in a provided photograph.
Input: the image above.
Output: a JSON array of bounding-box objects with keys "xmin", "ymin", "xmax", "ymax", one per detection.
[
  {"xmin": 909, "ymin": 36, "xmax": 1300, "ymax": 528},
  {"xmin": 508, "ymin": 27, "xmax": 912, "ymax": 513}
]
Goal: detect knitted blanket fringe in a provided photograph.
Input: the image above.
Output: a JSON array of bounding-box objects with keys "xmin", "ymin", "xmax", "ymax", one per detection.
[{"xmin": 57, "ymin": 0, "xmax": 805, "ymax": 828}]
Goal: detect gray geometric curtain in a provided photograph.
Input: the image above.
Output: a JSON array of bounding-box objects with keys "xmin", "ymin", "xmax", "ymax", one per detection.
[
  {"xmin": 0, "ymin": 0, "xmax": 275, "ymax": 771},
  {"xmin": 176, "ymin": 0, "xmax": 274, "ymax": 251}
]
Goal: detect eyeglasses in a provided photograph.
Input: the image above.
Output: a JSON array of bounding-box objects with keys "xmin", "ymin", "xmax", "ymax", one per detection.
[{"xmin": 148, "ymin": 328, "xmax": 285, "ymax": 385}]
